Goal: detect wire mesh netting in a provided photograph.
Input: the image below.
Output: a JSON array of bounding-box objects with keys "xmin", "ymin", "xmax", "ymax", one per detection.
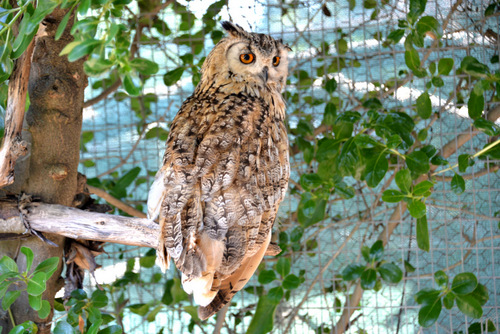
[{"xmin": 74, "ymin": 0, "xmax": 499, "ymax": 333}]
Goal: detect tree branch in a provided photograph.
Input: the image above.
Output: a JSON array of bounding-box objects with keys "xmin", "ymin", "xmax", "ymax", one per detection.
[
  {"xmin": 87, "ymin": 184, "xmax": 147, "ymax": 218},
  {"xmin": 0, "ymin": 37, "xmax": 35, "ymax": 188},
  {"xmin": 0, "ymin": 200, "xmax": 281, "ymax": 255}
]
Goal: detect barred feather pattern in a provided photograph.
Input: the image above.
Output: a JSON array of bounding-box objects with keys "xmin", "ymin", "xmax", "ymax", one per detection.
[{"xmin": 148, "ymin": 21, "xmax": 290, "ymax": 319}]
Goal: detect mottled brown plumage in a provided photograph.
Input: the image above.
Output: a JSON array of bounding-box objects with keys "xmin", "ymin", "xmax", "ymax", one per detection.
[{"xmin": 147, "ymin": 21, "xmax": 290, "ymax": 320}]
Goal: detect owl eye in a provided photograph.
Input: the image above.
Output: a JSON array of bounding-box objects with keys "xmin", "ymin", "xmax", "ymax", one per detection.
[
  {"xmin": 272, "ymin": 56, "xmax": 280, "ymax": 66},
  {"xmin": 240, "ymin": 53, "xmax": 255, "ymax": 64}
]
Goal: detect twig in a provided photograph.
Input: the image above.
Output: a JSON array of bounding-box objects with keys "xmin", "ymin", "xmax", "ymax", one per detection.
[
  {"xmin": 283, "ymin": 220, "xmax": 362, "ymax": 333},
  {"xmin": 213, "ymin": 303, "xmax": 230, "ymax": 334},
  {"xmin": 87, "ymin": 184, "xmax": 147, "ymax": 218}
]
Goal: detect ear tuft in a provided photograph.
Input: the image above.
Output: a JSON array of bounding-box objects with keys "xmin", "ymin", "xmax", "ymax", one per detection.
[{"xmin": 221, "ymin": 21, "xmax": 245, "ymax": 38}]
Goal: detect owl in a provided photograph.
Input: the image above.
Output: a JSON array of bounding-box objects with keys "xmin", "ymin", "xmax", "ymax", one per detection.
[{"xmin": 147, "ymin": 21, "xmax": 290, "ymax": 320}]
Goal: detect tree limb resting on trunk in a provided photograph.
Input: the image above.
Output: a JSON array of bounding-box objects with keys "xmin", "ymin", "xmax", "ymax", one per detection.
[{"xmin": 0, "ymin": 199, "xmax": 282, "ymax": 256}]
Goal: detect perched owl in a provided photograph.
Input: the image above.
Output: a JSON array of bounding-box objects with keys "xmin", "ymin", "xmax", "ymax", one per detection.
[{"xmin": 147, "ymin": 21, "xmax": 290, "ymax": 320}]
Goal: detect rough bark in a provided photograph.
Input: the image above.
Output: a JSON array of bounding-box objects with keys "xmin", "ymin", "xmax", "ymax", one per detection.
[{"xmin": 0, "ymin": 8, "xmax": 86, "ymax": 334}]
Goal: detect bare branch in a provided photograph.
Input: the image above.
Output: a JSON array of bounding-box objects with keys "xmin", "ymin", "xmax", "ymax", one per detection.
[
  {"xmin": 87, "ymin": 184, "xmax": 147, "ymax": 218},
  {"xmin": 0, "ymin": 200, "xmax": 281, "ymax": 256},
  {"xmin": 0, "ymin": 38, "xmax": 35, "ymax": 188}
]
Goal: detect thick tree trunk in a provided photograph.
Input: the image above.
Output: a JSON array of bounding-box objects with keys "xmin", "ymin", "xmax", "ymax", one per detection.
[{"xmin": 0, "ymin": 8, "xmax": 86, "ymax": 334}]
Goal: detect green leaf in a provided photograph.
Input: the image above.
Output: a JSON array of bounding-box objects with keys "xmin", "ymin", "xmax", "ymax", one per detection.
[
  {"xmin": 275, "ymin": 258, "xmax": 291, "ymax": 277},
  {"xmin": 0, "ymin": 256, "xmax": 18, "ymax": 273},
  {"xmin": 468, "ymin": 89, "xmax": 484, "ymax": 119},
  {"xmin": 451, "ymin": 174, "xmax": 465, "ymax": 194},
  {"xmin": 405, "ymin": 47, "xmax": 421, "ymax": 73},
  {"xmin": 53, "ymin": 320, "xmax": 74, "ymax": 334},
  {"xmin": 395, "ymin": 169, "xmax": 412, "ymax": 193},
  {"xmin": 461, "ymin": 56, "xmax": 490, "ymax": 78},
  {"xmin": 443, "ymin": 291, "xmax": 455, "ymax": 309},
  {"xmin": 325, "ymin": 78, "xmax": 337, "ymax": 93},
  {"xmin": 267, "ymin": 287, "xmax": 284, "ymax": 304},
  {"xmin": 87, "ymin": 319, "xmax": 103, "ymax": 334},
  {"xmin": 27, "ymin": 272, "xmax": 47, "ymax": 296},
  {"xmin": 417, "ymin": 128, "xmax": 428, "ymax": 141},
  {"xmin": 369, "ymin": 240, "xmax": 384, "ymax": 262},
  {"xmin": 130, "ymin": 58, "xmax": 159, "ymax": 76},
  {"xmin": 431, "ymin": 76, "xmax": 444, "ymax": 87},
  {"xmin": 408, "ymin": 199, "xmax": 426, "ymax": 218},
  {"xmin": 386, "ymin": 134, "xmax": 402, "ymax": 149},
  {"xmin": 382, "ymin": 189, "xmax": 404, "ymax": 203},
  {"xmin": 458, "ymin": 154, "xmax": 472, "ymax": 173},
  {"xmin": 19, "ymin": 247, "xmax": 34, "ymax": 274},
  {"xmin": 122, "ymin": 73, "xmax": 141, "ymax": 96},
  {"xmin": 468, "ymin": 320, "xmax": 497, "ymax": 334},
  {"xmin": 360, "ymin": 268, "xmax": 377, "ymax": 290},
  {"xmin": 98, "ymin": 325, "xmax": 122, "ymax": 334},
  {"xmin": 456, "ymin": 294, "xmax": 483, "ymax": 318},
  {"xmin": 67, "ymin": 39, "xmax": 101, "ymax": 62},
  {"xmin": 404, "ymin": 260, "xmax": 416, "ymax": 273},
  {"xmin": 28, "ymin": 293, "xmax": 42, "ymax": 311},
  {"xmin": 387, "ymin": 29, "xmax": 405, "ymax": 43},
  {"xmin": 415, "ymin": 288, "xmax": 441, "ymax": 304},
  {"xmin": 406, "ymin": 151, "xmax": 430, "ymax": 175},
  {"xmin": 55, "ymin": 9, "xmax": 72, "ymax": 41},
  {"xmin": 452, "ymin": 272, "xmax": 478, "ymax": 295},
  {"xmin": 416, "ymin": 16, "xmax": 440, "ymax": 36},
  {"xmin": 474, "ymin": 118, "xmax": 500, "ymax": 136},
  {"xmin": 416, "ymin": 215, "xmax": 430, "ymax": 251},
  {"xmin": 297, "ymin": 192, "xmax": 327, "ymax": 227},
  {"xmin": 418, "ymin": 298, "xmax": 442, "ymax": 328},
  {"xmin": 2, "ymin": 290, "xmax": 20, "ymax": 310},
  {"xmin": 342, "ymin": 264, "xmax": 366, "ymax": 281},
  {"xmin": 91, "ymin": 289, "xmax": 108, "ymax": 308},
  {"xmin": 145, "ymin": 127, "xmax": 169, "ymax": 141},
  {"xmin": 437, "ymin": 58, "xmax": 454, "ymax": 75},
  {"xmin": 34, "ymin": 257, "xmax": 59, "ymax": 279},
  {"xmin": 413, "ymin": 180, "xmax": 433, "ymax": 196},
  {"xmin": 84, "ymin": 57, "xmax": 114, "ymax": 76},
  {"xmin": 70, "ymin": 289, "xmax": 87, "ymax": 300},
  {"xmin": 322, "ymin": 102, "xmax": 337, "ymax": 126},
  {"xmin": 146, "ymin": 304, "xmax": 163, "ymax": 322},
  {"xmin": 246, "ymin": 295, "xmax": 278, "ymax": 334},
  {"xmin": 38, "ymin": 300, "xmax": 51, "ymax": 319},
  {"xmin": 434, "ymin": 270, "xmax": 448, "ymax": 288},
  {"xmin": 364, "ymin": 150, "xmax": 388, "ymax": 188},
  {"xmin": 408, "ymin": 0, "xmax": 427, "ymax": 21},
  {"xmin": 129, "ymin": 303, "xmax": 149, "ymax": 316},
  {"xmin": 431, "ymin": 155, "xmax": 448, "ymax": 166},
  {"xmin": 282, "ymin": 274, "xmax": 301, "ymax": 290},
  {"xmin": 163, "ymin": 67, "xmax": 184, "ymax": 86},
  {"xmin": 183, "ymin": 305, "xmax": 200, "ymax": 323},
  {"xmin": 378, "ymin": 263, "xmax": 403, "ymax": 283},
  {"xmin": 300, "ymin": 173, "xmax": 323, "ymax": 191},
  {"xmin": 258, "ymin": 270, "xmax": 276, "ymax": 284},
  {"xmin": 316, "ymin": 138, "xmax": 340, "ymax": 162},
  {"xmin": 468, "ymin": 283, "xmax": 489, "ymax": 306}
]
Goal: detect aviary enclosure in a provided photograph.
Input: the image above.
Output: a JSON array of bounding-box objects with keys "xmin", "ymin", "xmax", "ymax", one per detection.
[{"xmin": 0, "ymin": 0, "xmax": 498, "ymax": 333}]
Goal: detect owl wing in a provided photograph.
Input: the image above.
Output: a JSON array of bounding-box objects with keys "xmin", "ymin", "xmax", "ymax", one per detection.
[{"xmin": 149, "ymin": 92, "xmax": 289, "ymax": 318}]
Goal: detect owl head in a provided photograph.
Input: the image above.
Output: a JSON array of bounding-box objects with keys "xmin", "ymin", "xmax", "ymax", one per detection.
[{"xmin": 200, "ymin": 21, "xmax": 291, "ymax": 95}]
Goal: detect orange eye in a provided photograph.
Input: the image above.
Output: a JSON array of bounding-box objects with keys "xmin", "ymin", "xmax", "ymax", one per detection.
[
  {"xmin": 273, "ymin": 56, "xmax": 280, "ymax": 66},
  {"xmin": 240, "ymin": 53, "xmax": 255, "ymax": 64}
]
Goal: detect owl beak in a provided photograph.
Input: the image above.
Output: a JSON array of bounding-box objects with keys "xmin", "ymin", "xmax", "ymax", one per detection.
[{"xmin": 260, "ymin": 66, "xmax": 269, "ymax": 83}]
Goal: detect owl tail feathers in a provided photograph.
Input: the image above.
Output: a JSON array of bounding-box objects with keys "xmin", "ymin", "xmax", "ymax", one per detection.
[
  {"xmin": 198, "ymin": 232, "xmax": 272, "ymax": 320},
  {"xmin": 156, "ymin": 239, "xmax": 171, "ymax": 273},
  {"xmin": 182, "ymin": 272, "xmax": 218, "ymax": 307}
]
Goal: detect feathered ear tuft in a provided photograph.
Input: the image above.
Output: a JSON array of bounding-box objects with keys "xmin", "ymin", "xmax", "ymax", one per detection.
[{"xmin": 221, "ymin": 21, "xmax": 247, "ymax": 38}]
